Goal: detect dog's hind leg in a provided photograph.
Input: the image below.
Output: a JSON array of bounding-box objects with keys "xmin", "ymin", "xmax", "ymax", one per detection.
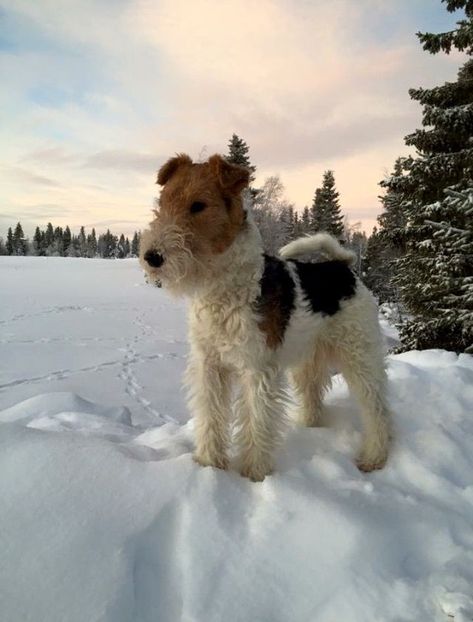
[
  {"xmin": 336, "ymin": 338, "xmax": 391, "ymax": 472},
  {"xmin": 234, "ymin": 365, "xmax": 287, "ymax": 482},
  {"xmin": 290, "ymin": 341, "xmax": 332, "ymax": 427},
  {"xmin": 186, "ymin": 351, "xmax": 232, "ymax": 471}
]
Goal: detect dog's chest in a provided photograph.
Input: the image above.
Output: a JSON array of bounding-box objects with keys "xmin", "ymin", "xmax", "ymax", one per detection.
[{"xmin": 189, "ymin": 300, "xmax": 262, "ymax": 364}]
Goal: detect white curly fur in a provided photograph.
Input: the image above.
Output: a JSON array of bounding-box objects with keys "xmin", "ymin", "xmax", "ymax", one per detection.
[
  {"xmin": 280, "ymin": 232, "xmax": 356, "ymax": 265},
  {"xmin": 141, "ymin": 198, "xmax": 391, "ymax": 482}
]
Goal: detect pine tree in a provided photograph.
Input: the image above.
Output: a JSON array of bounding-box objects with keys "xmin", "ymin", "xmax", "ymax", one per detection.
[
  {"xmin": 13, "ymin": 222, "xmax": 27, "ymax": 256},
  {"xmin": 292, "ymin": 211, "xmax": 302, "ymax": 238},
  {"xmin": 310, "ymin": 171, "xmax": 344, "ymax": 237},
  {"xmin": 63, "ymin": 226, "xmax": 72, "ymax": 255},
  {"xmin": 363, "ymin": 227, "xmax": 398, "ymax": 302},
  {"xmin": 33, "ymin": 226, "xmax": 43, "ymax": 256},
  {"xmin": 98, "ymin": 230, "xmax": 117, "ymax": 258},
  {"xmin": 0, "ymin": 237, "xmax": 6, "ymax": 255},
  {"xmin": 124, "ymin": 236, "xmax": 131, "ymax": 257},
  {"xmin": 53, "ymin": 226, "xmax": 64, "ymax": 256},
  {"xmin": 131, "ymin": 231, "xmax": 140, "ymax": 257},
  {"xmin": 6, "ymin": 227, "xmax": 14, "ymax": 255},
  {"xmin": 44, "ymin": 222, "xmax": 55, "ymax": 255},
  {"xmin": 310, "ymin": 188, "xmax": 325, "ymax": 232},
  {"xmin": 117, "ymin": 233, "xmax": 126, "ymax": 258},
  {"xmin": 87, "ymin": 228, "xmax": 97, "ymax": 258},
  {"xmin": 384, "ymin": 0, "xmax": 473, "ymax": 352},
  {"xmin": 371, "ymin": 159, "xmax": 409, "ymax": 302},
  {"xmin": 78, "ymin": 226, "xmax": 87, "ymax": 258},
  {"xmin": 226, "ymin": 134, "xmax": 256, "ymax": 183},
  {"xmin": 301, "ymin": 206, "xmax": 311, "ymax": 233},
  {"xmin": 395, "ymin": 187, "xmax": 473, "ymax": 352}
]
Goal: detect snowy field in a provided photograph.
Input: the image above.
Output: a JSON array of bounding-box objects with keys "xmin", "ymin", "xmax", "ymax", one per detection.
[{"xmin": 1, "ymin": 257, "xmax": 473, "ymax": 622}]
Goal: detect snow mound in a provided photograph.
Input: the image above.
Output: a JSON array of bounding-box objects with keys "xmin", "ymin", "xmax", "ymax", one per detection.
[{"xmin": 1, "ymin": 351, "xmax": 473, "ymax": 622}]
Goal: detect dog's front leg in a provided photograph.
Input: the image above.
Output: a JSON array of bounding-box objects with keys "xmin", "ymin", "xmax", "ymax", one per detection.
[
  {"xmin": 235, "ymin": 366, "xmax": 286, "ymax": 482},
  {"xmin": 186, "ymin": 350, "xmax": 231, "ymax": 471}
]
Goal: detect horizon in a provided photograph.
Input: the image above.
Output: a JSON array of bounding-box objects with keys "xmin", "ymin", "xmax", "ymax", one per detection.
[{"xmin": 0, "ymin": 1, "xmax": 467, "ymax": 238}]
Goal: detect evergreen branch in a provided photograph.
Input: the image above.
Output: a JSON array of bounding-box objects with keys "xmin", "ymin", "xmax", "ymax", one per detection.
[{"xmin": 424, "ymin": 220, "xmax": 470, "ymax": 234}]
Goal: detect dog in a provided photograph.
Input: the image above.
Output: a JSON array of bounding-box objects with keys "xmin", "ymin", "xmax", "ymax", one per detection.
[{"xmin": 140, "ymin": 153, "xmax": 391, "ymax": 481}]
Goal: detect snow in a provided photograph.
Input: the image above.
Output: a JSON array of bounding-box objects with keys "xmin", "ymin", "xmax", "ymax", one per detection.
[{"xmin": 1, "ymin": 256, "xmax": 473, "ymax": 622}]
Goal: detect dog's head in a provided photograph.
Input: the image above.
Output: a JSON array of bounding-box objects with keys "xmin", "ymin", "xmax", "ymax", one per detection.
[{"xmin": 140, "ymin": 154, "xmax": 250, "ymax": 295}]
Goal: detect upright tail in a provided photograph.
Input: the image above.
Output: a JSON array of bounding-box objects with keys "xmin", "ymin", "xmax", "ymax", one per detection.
[{"xmin": 279, "ymin": 232, "xmax": 355, "ymax": 265}]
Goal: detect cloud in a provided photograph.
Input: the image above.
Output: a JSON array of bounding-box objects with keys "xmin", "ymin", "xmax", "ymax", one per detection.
[
  {"xmin": 82, "ymin": 150, "xmax": 161, "ymax": 174},
  {"xmin": 0, "ymin": 165, "xmax": 60, "ymax": 187},
  {"xmin": 0, "ymin": 0, "xmax": 467, "ymax": 235}
]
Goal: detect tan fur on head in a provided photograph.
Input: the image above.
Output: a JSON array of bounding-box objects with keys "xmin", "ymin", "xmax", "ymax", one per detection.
[
  {"xmin": 141, "ymin": 153, "xmax": 251, "ymax": 294},
  {"xmin": 208, "ymin": 154, "xmax": 250, "ymax": 194},
  {"xmin": 157, "ymin": 153, "xmax": 193, "ymax": 186}
]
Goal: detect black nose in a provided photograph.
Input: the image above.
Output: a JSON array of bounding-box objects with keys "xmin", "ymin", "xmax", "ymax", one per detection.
[{"xmin": 144, "ymin": 250, "xmax": 165, "ymax": 268}]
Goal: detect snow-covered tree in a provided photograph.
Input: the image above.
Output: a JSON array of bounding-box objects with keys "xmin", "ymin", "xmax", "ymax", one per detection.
[
  {"xmin": 13, "ymin": 222, "xmax": 27, "ymax": 256},
  {"xmin": 384, "ymin": 0, "xmax": 473, "ymax": 352},
  {"xmin": 32, "ymin": 227, "xmax": 44, "ymax": 256},
  {"xmin": 87, "ymin": 228, "xmax": 97, "ymax": 258},
  {"xmin": 117, "ymin": 234, "xmax": 127, "ymax": 259},
  {"xmin": 344, "ymin": 221, "xmax": 367, "ymax": 275},
  {"xmin": 78, "ymin": 226, "xmax": 87, "ymax": 258},
  {"xmin": 98, "ymin": 230, "xmax": 118, "ymax": 258},
  {"xmin": 63, "ymin": 226, "xmax": 72, "ymax": 256},
  {"xmin": 131, "ymin": 231, "xmax": 140, "ymax": 257},
  {"xmin": 394, "ymin": 187, "xmax": 473, "ymax": 352},
  {"xmin": 301, "ymin": 206, "xmax": 311, "ymax": 234},
  {"xmin": 310, "ymin": 171, "xmax": 344, "ymax": 237},
  {"xmin": 6, "ymin": 227, "xmax": 14, "ymax": 255},
  {"xmin": 253, "ymin": 176, "xmax": 294, "ymax": 254},
  {"xmin": 369, "ymin": 159, "xmax": 409, "ymax": 302},
  {"xmin": 0, "ymin": 237, "xmax": 6, "ymax": 255}
]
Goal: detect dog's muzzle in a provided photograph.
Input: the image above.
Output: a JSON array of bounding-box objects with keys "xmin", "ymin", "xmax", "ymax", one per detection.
[{"xmin": 144, "ymin": 250, "xmax": 165, "ymax": 268}]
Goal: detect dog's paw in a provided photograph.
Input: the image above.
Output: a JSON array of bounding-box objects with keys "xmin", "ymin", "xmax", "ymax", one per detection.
[
  {"xmin": 193, "ymin": 452, "xmax": 229, "ymax": 471},
  {"xmin": 356, "ymin": 451, "xmax": 388, "ymax": 473},
  {"xmin": 239, "ymin": 462, "xmax": 273, "ymax": 482}
]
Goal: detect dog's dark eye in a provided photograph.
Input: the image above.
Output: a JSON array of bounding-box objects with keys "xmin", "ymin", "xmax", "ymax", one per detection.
[{"xmin": 190, "ymin": 201, "xmax": 207, "ymax": 214}]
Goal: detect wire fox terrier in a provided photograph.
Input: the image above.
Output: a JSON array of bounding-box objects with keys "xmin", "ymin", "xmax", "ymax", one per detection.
[{"xmin": 140, "ymin": 154, "xmax": 391, "ymax": 481}]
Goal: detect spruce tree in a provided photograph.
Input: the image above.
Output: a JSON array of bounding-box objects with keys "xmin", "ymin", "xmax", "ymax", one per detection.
[
  {"xmin": 54, "ymin": 226, "xmax": 64, "ymax": 256},
  {"xmin": 310, "ymin": 171, "xmax": 344, "ymax": 237},
  {"xmin": 310, "ymin": 188, "xmax": 325, "ymax": 232},
  {"xmin": 6, "ymin": 227, "xmax": 14, "ymax": 255},
  {"xmin": 301, "ymin": 206, "xmax": 311, "ymax": 233},
  {"xmin": 87, "ymin": 228, "xmax": 97, "ymax": 258},
  {"xmin": 131, "ymin": 231, "xmax": 140, "ymax": 257},
  {"xmin": 226, "ymin": 134, "xmax": 256, "ymax": 183},
  {"xmin": 384, "ymin": 0, "xmax": 473, "ymax": 352},
  {"xmin": 63, "ymin": 226, "xmax": 72, "ymax": 255},
  {"xmin": 33, "ymin": 227, "xmax": 43, "ymax": 256},
  {"xmin": 13, "ymin": 222, "xmax": 27, "ymax": 256},
  {"xmin": 117, "ymin": 233, "xmax": 126, "ymax": 258},
  {"xmin": 78, "ymin": 226, "xmax": 87, "ymax": 258},
  {"xmin": 372, "ymin": 159, "xmax": 409, "ymax": 302},
  {"xmin": 45, "ymin": 222, "xmax": 54, "ymax": 254}
]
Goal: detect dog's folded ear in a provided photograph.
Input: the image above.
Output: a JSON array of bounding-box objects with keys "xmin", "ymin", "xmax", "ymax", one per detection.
[
  {"xmin": 209, "ymin": 154, "xmax": 250, "ymax": 194},
  {"xmin": 157, "ymin": 153, "xmax": 193, "ymax": 185}
]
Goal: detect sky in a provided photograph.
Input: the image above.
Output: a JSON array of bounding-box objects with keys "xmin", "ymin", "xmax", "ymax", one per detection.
[{"xmin": 0, "ymin": 0, "xmax": 467, "ymax": 238}]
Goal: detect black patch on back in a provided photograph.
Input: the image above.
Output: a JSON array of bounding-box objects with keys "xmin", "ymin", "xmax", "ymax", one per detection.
[
  {"xmin": 254, "ymin": 255, "xmax": 295, "ymax": 347},
  {"xmin": 291, "ymin": 259, "xmax": 356, "ymax": 316}
]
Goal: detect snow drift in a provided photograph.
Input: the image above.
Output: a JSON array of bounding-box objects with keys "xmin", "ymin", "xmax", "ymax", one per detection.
[{"xmin": 1, "ymin": 257, "xmax": 473, "ymax": 622}]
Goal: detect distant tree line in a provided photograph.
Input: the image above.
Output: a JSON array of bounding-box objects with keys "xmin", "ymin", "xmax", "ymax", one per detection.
[{"xmin": 0, "ymin": 222, "xmax": 141, "ymax": 259}]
